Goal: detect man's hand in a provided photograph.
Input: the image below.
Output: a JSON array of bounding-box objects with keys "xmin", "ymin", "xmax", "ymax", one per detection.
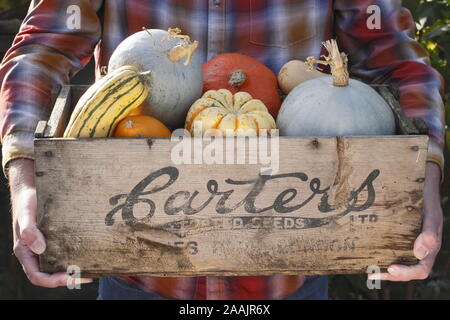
[
  {"xmin": 369, "ymin": 162, "xmax": 443, "ymax": 281},
  {"xmin": 9, "ymin": 158, "xmax": 92, "ymax": 288}
]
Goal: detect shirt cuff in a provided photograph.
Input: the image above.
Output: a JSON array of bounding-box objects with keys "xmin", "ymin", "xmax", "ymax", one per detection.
[
  {"xmin": 1, "ymin": 131, "xmax": 35, "ymax": 179},
  {"xmin": 426, "ymin": 139, "xmax": 445, "ymax": 183}
]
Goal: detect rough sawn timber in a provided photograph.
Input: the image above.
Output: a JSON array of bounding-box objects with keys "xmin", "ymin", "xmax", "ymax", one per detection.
[{"xmin": 35, "ymin": 134, "xmax": 427, "ymax": 277}]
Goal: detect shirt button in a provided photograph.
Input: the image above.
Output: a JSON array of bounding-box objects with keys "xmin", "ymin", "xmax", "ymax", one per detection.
[{"xmin": 213, "ymin": 0, "xmax": 221, "ymax": 7}]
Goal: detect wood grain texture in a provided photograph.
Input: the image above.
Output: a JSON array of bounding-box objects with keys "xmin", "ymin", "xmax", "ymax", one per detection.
[
  {"xmin": 44, "ymin": 85, "xmax": 71, "ymax": 138},
  {"xmin": 43, "ymin": 85, "xmax": 91, "ymax": 138},
  {"xmin": 34, "ymin": 121, "xmax": 47, "ymax": 138},
  {"xmin": 35, "ymin": 136, "xmax": 427, "ymax": 277}
]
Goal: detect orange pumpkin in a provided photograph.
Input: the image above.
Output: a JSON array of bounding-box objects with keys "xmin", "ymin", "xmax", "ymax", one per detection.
[
  {"xmin": 128, "ymin": 103, "xmax": 146, "ymax": 116},
  {"xmin": 202, "ymin": 53, "xmax": 281, "ymax": 117},
  {"xmin": 113, "ymin": 115, "xmax": 172, "ymax": 138}
]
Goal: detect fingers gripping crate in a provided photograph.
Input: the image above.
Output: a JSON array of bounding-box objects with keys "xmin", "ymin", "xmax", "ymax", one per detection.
[{"xmin": 34, "ymin": 84, "xmax": 428, "ymax": 277}]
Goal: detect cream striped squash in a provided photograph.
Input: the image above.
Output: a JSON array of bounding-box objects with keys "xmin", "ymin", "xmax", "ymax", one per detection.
[{"xmin": 185, "ymin": 89, "xmax": 276, "ymax": 137}]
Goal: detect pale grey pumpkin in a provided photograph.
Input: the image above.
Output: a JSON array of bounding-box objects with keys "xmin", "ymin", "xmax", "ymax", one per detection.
[
  {"xmin": 108, "ymin": 28, "xmax": 203, "ymax": 129},
  {"xmin": 276, "ymin": 40, "xmax": 396, "ymax": 137}
]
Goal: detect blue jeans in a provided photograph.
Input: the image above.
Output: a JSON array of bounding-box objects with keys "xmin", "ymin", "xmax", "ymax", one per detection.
[{"xmin": 97, "ymin": 275, "xmax": 328, "ymax": 300}]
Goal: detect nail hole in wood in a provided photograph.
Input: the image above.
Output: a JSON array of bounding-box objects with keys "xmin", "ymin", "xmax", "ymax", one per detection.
[{"xmin": 310, "ymin": 138, "xmax": 319, "ymax": 149}]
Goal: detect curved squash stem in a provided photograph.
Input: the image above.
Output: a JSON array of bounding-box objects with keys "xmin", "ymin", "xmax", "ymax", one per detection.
[
  {"xmin": 141, "ymin": 27, "xmax": 199, "ymax": 66},
  {"xmin": 162, "ymin": 27, "xmax": 190, "ymax": 42},
  {"xmin": 164, "ymin": 27, "xmax": 198, "ymax": 66},
  {"xmin": 305, "ymin": 39, "xmax": 349, "ymax": 87},
  {"xmin": 168, "ymin": 40, "xmax": 199, "ymax": 66}
]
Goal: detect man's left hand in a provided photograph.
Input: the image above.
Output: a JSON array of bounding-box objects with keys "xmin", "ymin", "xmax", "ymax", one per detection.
[{"xmin": 369, "ymin": 162, "xmax": 443, "ymax": 281}]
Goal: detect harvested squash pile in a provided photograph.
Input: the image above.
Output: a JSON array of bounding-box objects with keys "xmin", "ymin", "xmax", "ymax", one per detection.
[
  {"xmin": 63, "ymin": 65, "xmax": 152, "ymax": 138},
  {"xmin": 277, "ymin": 40, "xmax": 396, "ymax": 136},
  {"xmin": 64, "ymin": 27, "xmax": 201, "ymax": 138},
  {"xmin": 202, "ymin": 53, "xmax": 281, "ymax": 117},
  {"xmin": 63, "ymin": 29, "xmax": 395, "ymax": 139}
]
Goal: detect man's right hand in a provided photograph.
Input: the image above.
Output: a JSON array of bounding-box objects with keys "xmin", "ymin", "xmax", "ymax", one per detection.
[{"xmin": 8, "ymin": 158, "xmax": 92, "ymax": 288}]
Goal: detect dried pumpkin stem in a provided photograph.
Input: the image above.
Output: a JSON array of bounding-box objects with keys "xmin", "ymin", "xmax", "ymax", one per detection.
[
  {"xmin": 168, "ymin": 40, "xmax": 199, "ymax": 65},
  {"xmin": 306, "ymin": 39, "xmax": 349, "ymax": 87},
  {"xmin": 142, "ymin": 27, "xmax": 199, "ymax": 66},
  {"xmin": 228, "ymin": 70, "xmax": 247, "ymax": 89},
  {"xmin": 164, "ymin": 28, "xmax": 199, "ymax": 66},
  {"xmin": 163, "ymin": 27, "xmax": 190, "ymax": 42},
  {"xmin": 100, "ymin": 66, "xmax": 108, "ymax": 77}
]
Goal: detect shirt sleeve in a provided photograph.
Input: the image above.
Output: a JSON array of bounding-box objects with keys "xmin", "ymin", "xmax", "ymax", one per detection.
[
  {"xmin": 0, "ymin": 0, "xmax": 102, "ymax": 177},
  {"xmin": 334, "ymin": 0, "xmax": 446, "ymax": 176}
]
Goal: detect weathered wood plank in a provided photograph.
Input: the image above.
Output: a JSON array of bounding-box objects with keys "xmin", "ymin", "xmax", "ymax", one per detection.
[
  {"xmin": 35, "ymin": 136, "xmax": 427, "ymax": 277},
  {"xmin": 43, "ymin": 85, "xmax": 71, "ymax": 138},
  {"xmin": 42, "ymin": 84, "xmax": 90, "ymax": 138},
  {"xmin": 34, "ymin": 121, "xmax": 47, "ymax": 138}
]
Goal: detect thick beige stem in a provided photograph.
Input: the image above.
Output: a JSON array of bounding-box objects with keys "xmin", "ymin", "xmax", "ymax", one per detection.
[{"xmin": 306, "ymin": 39, "xmax": 349, "ymax": 87}]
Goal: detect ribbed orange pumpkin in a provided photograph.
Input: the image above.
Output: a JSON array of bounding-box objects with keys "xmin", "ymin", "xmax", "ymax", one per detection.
[
  {"xmin": 202, "ymin": 53, "xmax": 281, "ymax": 117},
  {"xmin": 113, "ymin": 115, "xmax": 172, "ymax": 138},
  {"xmin": 185, "ymin": 89, "xmax": 276, "ymax": 137}
]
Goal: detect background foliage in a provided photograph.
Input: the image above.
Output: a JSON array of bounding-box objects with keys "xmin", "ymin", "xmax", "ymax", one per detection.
[
  {"xmin": 0, "ymin": 0, "xmax": 449, "ymax": 300},
  {"xmin": 403, "ymin": 0, "xmax": 450, "ymax": 147},
  {"xmin": 0, "ymin": 0, "xmax": 28, "ymax": 11}
]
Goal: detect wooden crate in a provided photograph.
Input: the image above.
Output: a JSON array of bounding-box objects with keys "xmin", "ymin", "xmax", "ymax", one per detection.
[{"xmin": 35, "ymin": 85, "xmax": 428, "ymax": 277}]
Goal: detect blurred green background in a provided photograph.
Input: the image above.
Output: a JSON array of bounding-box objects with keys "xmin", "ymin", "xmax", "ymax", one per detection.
[
  {"xmin": 0, "ymin": 0, "xmax": 24, "ymax": 10},
  {"xmin": 0, "ymin": 0, "xmax": 449, "ymax": 300}
]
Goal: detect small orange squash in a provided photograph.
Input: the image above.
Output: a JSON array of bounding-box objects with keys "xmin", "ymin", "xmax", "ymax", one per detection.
[
  {"xmin": 185, "ymin": 89, "xmax": 276, "ymax": 137},
  {"xmin": 127, "ymin": 103, "xmax": 146, "ymax": 116},
  {"xmin": 113, "ymin": 115, "xmax": 172, "ymax": 138},
  {"xmin": 202, "ymin": 53, "xmax": 281, "ymax": 117}
]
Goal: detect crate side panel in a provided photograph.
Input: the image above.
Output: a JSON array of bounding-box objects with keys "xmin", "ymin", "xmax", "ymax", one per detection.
[{"xmin": 35, "ymin": 136, "xmax": 427, "ymax": 276}]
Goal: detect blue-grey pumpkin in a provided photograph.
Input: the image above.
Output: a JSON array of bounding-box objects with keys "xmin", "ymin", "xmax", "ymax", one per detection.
[
  {"xmin": 276, "ymin": 40, "xmax": 396, "ymax": 137},
  {"xmin": 108, "ymin": 28, "xmax": 203, "ymax": 129}
]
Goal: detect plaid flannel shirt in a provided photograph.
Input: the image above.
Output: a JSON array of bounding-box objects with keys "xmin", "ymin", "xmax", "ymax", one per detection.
[{"xmin": 0, "ymin": 0, "xmax": 445, "ymax": 299}]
